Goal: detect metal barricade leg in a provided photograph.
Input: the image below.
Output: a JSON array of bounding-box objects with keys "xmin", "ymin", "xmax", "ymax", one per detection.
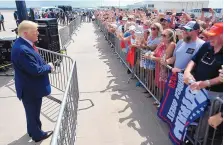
[{"xmin": 127, "ymin": 68, "xmax": 135, "ymax": 84}]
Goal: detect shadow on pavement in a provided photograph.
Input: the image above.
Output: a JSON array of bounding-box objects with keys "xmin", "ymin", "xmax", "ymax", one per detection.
[
  {"xmin": 0, "ymin": 75, "xmax": 13, "ymax": 89},
  {"xmin": 7, "ymin": 134, "xmax": 42, "ymax": 145},
  {"xmin": 41, "ymin": 96, "xmax": 61, "ymax": 122},
  {"xmin": 78, "ymin": 99, "xmax": 95, "ymax": 111},
  {"xmin": 4, "ymin": 80, "xmax": 16, "ymax": 94},
  {"xmin": 92, "ymin": 23, "xmax": 172, "ymax": 145}
]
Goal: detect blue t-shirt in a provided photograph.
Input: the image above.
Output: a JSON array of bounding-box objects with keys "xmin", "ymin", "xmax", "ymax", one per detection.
[
  {"xmin": 173, "ymin": 38, "xmax": 205, "ymax": 69},
  {"xmin": 147, "ymin": 36, "xmax": 161, "ymax": 47}
]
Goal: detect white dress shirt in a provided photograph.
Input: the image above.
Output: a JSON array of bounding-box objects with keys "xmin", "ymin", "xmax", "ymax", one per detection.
[{"xmin": 21, "ymin": 37, "xmax": 33, "ymax": 47}]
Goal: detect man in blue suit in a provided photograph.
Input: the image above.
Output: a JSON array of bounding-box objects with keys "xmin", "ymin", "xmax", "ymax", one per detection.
[{"xmin": 11, "ymin": 20, "xmax": 54, "ymax": 142}]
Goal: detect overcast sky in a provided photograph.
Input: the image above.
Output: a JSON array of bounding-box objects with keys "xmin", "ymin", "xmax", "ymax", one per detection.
[{"xmin": 0, "ymin": 0, "xmax": 222, "ymax": 8}]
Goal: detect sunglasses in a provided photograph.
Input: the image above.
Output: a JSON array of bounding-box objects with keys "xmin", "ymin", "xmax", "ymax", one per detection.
[
  {"xmin": 201, "ymin": 52, "xmax": 216, "ymax": 65},
  {"xmin": 160, "ymin": 19, "xmax": 166, "ymax": 23},
  {"xmin": 161, "ymin": 34, "xmax": 167, "ymax": 37},
  {"xmin": 151, "ymin": 27, "xmax": 157, "ymax": 31}
]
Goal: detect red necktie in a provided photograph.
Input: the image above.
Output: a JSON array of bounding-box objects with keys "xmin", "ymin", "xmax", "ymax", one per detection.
[{"xmin": 33, "ymin": 44, "xmax": 39, "ymax": 53}]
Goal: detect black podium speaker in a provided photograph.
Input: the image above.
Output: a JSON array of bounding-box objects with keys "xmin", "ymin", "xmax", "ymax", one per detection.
[
  {"xmin": 35, "ymin": 18, "xmax": 58, "ymax": 27},
  {"xmin": 0, "ymin": 40, "xmax": 13, "ymax": 63},
  {"xmin": 35, "ymin": 18, "xmax": 60, "ymax": 52}
]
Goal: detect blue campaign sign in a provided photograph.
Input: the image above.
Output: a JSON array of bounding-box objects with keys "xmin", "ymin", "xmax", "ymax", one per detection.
[{"xmin": 157, "ymin": 73, "xmax": 208, "ymax": 145}]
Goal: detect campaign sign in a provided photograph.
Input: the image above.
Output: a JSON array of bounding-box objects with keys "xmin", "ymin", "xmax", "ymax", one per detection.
[{"xmin": 158, "ymin": 73, "xmax": 208, "ymax": 145}]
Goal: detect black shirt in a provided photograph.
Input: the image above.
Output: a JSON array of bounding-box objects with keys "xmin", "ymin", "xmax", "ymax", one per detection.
[{"xmin": 192, "ymin": 42, "xmax": 223, "ymax": 92}]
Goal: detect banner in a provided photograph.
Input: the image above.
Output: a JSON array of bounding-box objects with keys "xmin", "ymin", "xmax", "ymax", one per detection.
[{"xmin": 158, "ymin": 73, "xmax": 208, "ymax": 145}]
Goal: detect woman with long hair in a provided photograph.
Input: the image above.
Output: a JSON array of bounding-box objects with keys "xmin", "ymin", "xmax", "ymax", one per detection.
[
  {"xmin": 144, "ymin": 29, "xmax": 176, "ymax": 108},
  {"xmin": 140, "ymin": 23, "xmax": 163, "ymax": 93}
]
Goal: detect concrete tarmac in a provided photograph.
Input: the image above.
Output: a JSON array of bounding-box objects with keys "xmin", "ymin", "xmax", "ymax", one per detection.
[{"xmin": 69, "ymin": 22, "xmax": 172, "ymax": 145}]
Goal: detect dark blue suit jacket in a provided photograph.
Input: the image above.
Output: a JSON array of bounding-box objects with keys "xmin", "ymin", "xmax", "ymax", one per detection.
[{"xmin": 11, "ymin": 37, "xmax": 51, "ymax": 100}]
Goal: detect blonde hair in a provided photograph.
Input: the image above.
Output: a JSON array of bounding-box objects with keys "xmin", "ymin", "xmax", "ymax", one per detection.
[
  {"xmin": 144, "ymin": 20, "xmax": 152, "ymax": 26},
  {"xmin": 18, "ymin": 20, "xmax": 38, "ymax": 37},
  {"xmin": 165, "ymin": 29, "xmax": 176, "ymax": 43},
  {"xmin": 152, "ymin": 22, "xmax": 163, "ymax": 37}
]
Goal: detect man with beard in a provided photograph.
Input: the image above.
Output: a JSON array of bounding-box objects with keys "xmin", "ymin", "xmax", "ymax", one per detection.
[{"xmin": 166, "ymin": 21, "xmax": 205, "ymax": 72}]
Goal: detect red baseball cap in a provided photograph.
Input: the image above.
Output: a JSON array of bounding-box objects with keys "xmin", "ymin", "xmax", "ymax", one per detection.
[{"xmin": 205, "ymin": 23, "xmax": 223, "ymax": 37}]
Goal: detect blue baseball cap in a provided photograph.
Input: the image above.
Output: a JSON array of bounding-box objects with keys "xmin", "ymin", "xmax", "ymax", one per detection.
[
  {"xmin": 182, "ymin": 21, "xmax": 200, "ymax": 31},
  {"xmin": 160, "ymin": 16, "xmax": 171, "ymax": 23}
]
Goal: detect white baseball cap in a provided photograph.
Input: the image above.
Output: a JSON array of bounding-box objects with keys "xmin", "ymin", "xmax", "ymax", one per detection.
[
  {"xmin": 128, "ymin": 15, "xmax": 135, "ymax": 19},
  {"xmin": 129, "ymin": 25, "xmax": 136, "ymax": 31}
]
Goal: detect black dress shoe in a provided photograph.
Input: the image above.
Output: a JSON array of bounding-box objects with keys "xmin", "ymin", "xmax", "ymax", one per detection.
[{"xmin": 34, "ymin": 131, "xmax": 53, "ymax": 142}]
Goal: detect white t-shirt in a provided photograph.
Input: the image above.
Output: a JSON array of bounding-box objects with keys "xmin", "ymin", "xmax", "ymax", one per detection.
[{"xmin": 136, "ymin": 25, "xmax": 144, "ymax": 33}]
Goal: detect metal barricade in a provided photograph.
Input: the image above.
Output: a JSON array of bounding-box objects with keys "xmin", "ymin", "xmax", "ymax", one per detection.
[
  {"xmin": 37, "ymin": 47, "xmax": 79, "ymax": 145},
  {"xmin": 73, "ymin": 18, "xmax": 77, "ymax": 33},
  {"xmin": 59, "ymin": 26, "xmax": 70, "ymax": 50},
  {"xmin": 184, "ymin": 97, "xmax": 223, "ymax": 145},
  {"xmin": 114, "ymin": 37, "xmax": 128, "ymax": 68},
  {"xmin": 133, "ymin": 48, "xmax": 172, "ymax": 102},
  {"xmin": 59, "ymin": 16, "xmax": 81, "ymax": 51},
  {"xmin": 109, "ymin": 32, "xmax": 116, "ymax": 48},
  {"xmin": 76, "ymin": 16, "xmax": 81, "ymax": 29},
  {"xmin": 70, "ymin": 16, "xmax": 81, "ymax": 35},
  {"xmin": 97, "ymin": 20, "xmax": 172, "ymax": 103},
  {"xmin": 50, "ymin": 62, "xmax": 79, "ymax": 145},
  {"xmin": 202, "ymin": 97, "xmax": 223, "ymax": 145},
  {"xmin": 95, "ymin": 18, "xmax": 99, "ymax": 26},
  {"xmin": 68, "ymin": 20, "xmax": 75, "ymax": 38},
  {"xmin": 37, "ymin": 47, "xmax": 73, "ymax": 92}
]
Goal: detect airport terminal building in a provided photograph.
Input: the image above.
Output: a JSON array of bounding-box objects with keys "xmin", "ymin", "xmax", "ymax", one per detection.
[{"xmin": 127, "ymin": 0, "xmax": 209, "ymax": 12}]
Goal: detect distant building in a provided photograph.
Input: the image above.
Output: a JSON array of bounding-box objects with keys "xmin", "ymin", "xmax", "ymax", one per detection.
[
  {"xmin": 189, "ymin": 8, "xmax": 223, "ymax": 18},
  {"xmin": 127, "ymin": 0, "xmax": 209, "ymax": 12}
]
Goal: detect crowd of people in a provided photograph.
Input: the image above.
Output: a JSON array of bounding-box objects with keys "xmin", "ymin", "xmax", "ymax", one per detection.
[
  {"xmin": 1, "ymin": 8, "xmax": 92, "ymax": 31},
  {"xmin": 81, "ymin": 11, "xmax": 94, "ymax": 22},
  {"xmin": 94, "ymin": 8, "xmax": 223, "ymax": 144},
  {"xmin": 12, "ymin": 9, "xmax": 79, "ymax": 26},
  {"xmin": 38, "ymin": 10, "xmax": 76, "ymax": 25}
]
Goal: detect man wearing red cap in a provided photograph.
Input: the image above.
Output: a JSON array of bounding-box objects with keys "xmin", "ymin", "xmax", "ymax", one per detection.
[
  {"xmin": 183, "ymin": 22, "xmax": 223, "ymax": 142},
  {"xmin": 184, "ymin": 22, "xmax": 223, "ymax": 92}
]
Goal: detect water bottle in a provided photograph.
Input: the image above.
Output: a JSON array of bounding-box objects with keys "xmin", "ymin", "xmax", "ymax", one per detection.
[
  {"xmin": 143, "ymin": 51, "xmax": 149, "ymax": 69},
  {"xmin": 188, "ymin": 79, "xmax": 199, "ymax": 94}
]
